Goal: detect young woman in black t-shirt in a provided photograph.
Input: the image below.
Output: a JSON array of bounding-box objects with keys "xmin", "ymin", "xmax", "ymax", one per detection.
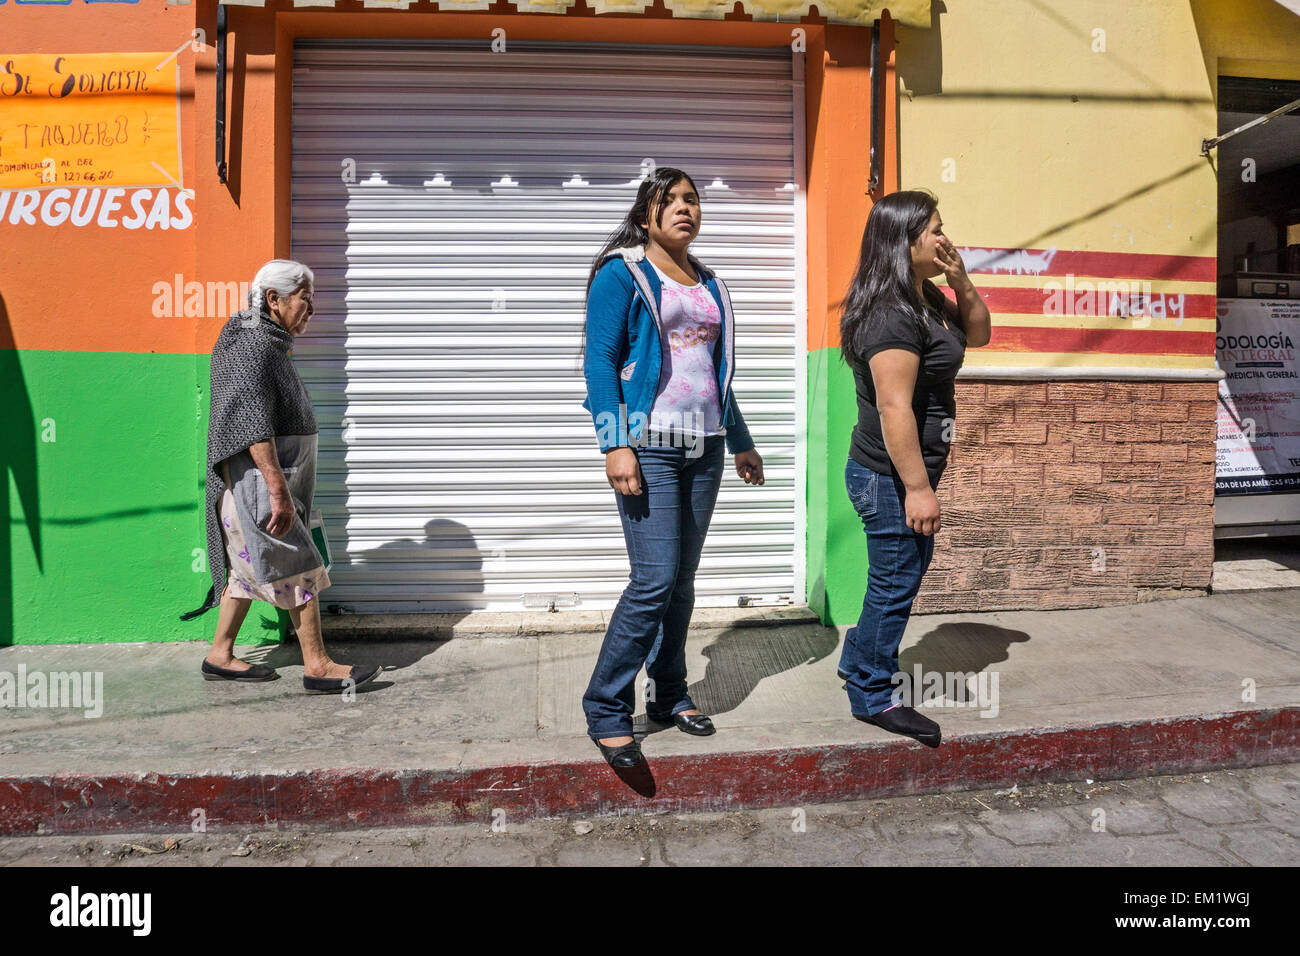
[{"xmin": 837, "ymin": 189, "xmax": 990, "ymax": 746}]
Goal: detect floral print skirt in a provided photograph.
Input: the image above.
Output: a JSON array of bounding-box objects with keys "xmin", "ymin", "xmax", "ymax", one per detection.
[{"xmin": 218, "ymin": 447, "xmax": 330, "ymax": 609}]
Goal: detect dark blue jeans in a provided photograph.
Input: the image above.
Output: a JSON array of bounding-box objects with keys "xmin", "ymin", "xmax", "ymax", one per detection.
[
  {"xmin": 583, "ymin": 436, "xmax": 726, "ymax": 739},
  {"xmin": 838, "ymin": 458, "xmax": 939, "ymax": 717}
]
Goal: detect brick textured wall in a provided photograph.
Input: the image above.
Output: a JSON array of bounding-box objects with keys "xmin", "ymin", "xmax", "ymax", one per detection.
[{"xmin": 915, "ymin": 380, "xmax": 1218, "ymax": 613}]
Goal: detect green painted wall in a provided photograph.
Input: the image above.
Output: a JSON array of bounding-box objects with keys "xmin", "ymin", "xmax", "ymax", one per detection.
[
  {"xmin": 7, "ymin": 345, "xmax": 857, "ymax": 642},
  {"xmin": 805, "ymin": 345, "xmax": 869, "ymax": 627},
  {"xmin": 2, "ymin": 349, "xmax": 279, "ymax": 645}
]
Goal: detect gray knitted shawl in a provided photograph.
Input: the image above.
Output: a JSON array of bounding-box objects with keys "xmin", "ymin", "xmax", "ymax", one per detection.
[{"xmin": 180, "ymin": 307, "xmax": 318, "ymax": 620}]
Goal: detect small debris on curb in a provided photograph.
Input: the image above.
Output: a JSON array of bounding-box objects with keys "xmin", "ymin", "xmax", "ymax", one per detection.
[{"xmin": 124, "ymin": 840, "xmax": 177, "ymax": 856}]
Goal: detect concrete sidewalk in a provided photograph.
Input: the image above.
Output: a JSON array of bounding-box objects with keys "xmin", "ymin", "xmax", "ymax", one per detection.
[{"xmin": 2, "ymin": 590, "xmax": 1298, "ymax": 835}]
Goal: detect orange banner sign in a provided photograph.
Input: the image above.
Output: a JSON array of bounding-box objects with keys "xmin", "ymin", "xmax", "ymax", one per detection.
[{"xmin": 0, "ymin": 53, "xmax": 182, "ymax": 190}]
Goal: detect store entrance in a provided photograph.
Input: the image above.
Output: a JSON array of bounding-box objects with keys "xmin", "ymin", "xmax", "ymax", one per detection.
[
  {"xmin": 1213, "ymin": 73, "xmax": 1300, "ymax": 544},
  {"xmin": 286, "ymin": 39, "xmax": 804, "ymax": 614}
]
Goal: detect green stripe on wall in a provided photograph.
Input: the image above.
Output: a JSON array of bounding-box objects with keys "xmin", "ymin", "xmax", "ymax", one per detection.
[
  {"xmin": 2, "ymin": 349, "xmax": 279, "ymax": 645},
  {"xmin": 805, "ymin": 345, "xmax": 870, "ymax": 627},
  {"xmin": 8, "ymin": 346, "xmax": 865, "ymax": 641}
]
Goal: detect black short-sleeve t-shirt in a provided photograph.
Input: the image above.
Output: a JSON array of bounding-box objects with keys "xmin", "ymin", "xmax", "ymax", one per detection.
[{"xmin": 848, "ymin": 281, "xmax": 967, "ymax": 481}]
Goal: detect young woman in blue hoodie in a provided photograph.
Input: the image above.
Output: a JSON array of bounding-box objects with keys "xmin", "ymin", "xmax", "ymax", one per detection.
[{"xmin": 581, "ymin": 167, "xmax": 765, "ymax": 768}]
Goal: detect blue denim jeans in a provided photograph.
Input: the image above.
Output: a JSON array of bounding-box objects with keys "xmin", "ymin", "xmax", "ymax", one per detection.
[
  {"xmin": 582, "ymin": 436, "xmax": 726, "ymax": 738},
  {"xmin": 838, "ymin": 458, "xmax": 939, "ymax": 717}
]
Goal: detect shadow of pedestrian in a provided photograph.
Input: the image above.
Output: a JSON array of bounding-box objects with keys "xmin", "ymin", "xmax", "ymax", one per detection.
[
  {"xmin": 609, "ymin": 760, "xmax": 656, "ymax": 797},
  {"xmin": 331, "ymin": 517, "xmax": 488, "ymax": 620},
  {"xmin": 247, "ymin": 638, "xmax": 451, "ymax": 682},
  {"xmin": 634, "ymin": 624, "xmax": 840, "ymax": 735},
  {"xmin": 239, "ymin": 519, "xmax": 490, "ymax": 684},
  {"xmin": 895, "ymin": 622, "xmax": 1031, "ymax": 702},
  {"xmin": 901, "ymin": 621, "xmax": 1030, "ymax": 673}
]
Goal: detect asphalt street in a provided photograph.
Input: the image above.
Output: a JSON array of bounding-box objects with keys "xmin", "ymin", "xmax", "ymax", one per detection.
[{"xmin": 2, "ymin": 763, "xmax": 1295, "ymax": 867}]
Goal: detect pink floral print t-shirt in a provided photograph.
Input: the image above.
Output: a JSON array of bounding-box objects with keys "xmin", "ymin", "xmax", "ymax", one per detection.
[{"xmin": 646, "ymin": 258, "xmax": 726, "ymax": 442}]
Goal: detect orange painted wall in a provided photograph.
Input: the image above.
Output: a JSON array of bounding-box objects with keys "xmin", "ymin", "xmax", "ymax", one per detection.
[
  {"xmin": 187, "ymin": 4, "xmax": 885, "ymax": 358},
  {"xmin": 3, "ymin": 2, "xmax": 892, "ymax": 639},
  {"xmin": 804, "ymin": 15, "xmax": 892, "ymax": 353},
  {"xmin": 1, "ymin": 3, "xmax": 197, "ymax": 354},
  {"xmin": 4, "ymin": 3, "xmax": 886, "ymax": 358}
]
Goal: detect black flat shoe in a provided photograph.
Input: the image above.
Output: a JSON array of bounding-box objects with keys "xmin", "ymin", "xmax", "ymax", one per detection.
[
  {"xmin": 649, "ymin": 711, "xmax": 716, "ymax": 736},
  {"xmin": 202, "ymin": 659, "xmax": 279, "ymax": 683},
  {"xmin": 303, "ymin": 664, "xmax": 382, "ymax": 695},
  {"xmin": 855, "ymin": 705, "xmax": 941, "ymax": 748},
  {"xmin": 674, "ymin": 712, "xmax": 715, "ymax": 736},
  {"xmin": 594, "ymin": 738, "xmax": 644, "ymax": 768}
]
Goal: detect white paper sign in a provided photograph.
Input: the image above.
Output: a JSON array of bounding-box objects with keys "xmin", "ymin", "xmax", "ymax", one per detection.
[{"xmin": 1215, "ymin": 298, "xmax": 1300, "ymax": 495}]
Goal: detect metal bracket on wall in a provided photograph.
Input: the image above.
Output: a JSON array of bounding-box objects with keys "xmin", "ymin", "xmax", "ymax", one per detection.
[
  {"xmin": 216, "ymin": 3, "xmax": 228, "ymax": 184},
  {"xmin": 1202, "ymin": 96, "xmax": 1300, "ymax": 154}
]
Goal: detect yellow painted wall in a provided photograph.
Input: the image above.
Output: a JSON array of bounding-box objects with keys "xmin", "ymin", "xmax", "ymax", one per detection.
[
  {"xmin": 895, "ymin": 0, "xmax": 1219, "ymax": 257},
  {"xmin": 881, "ymin": 0, "xmax": 1300, "ymax": 372},
  {"xmin": 1191, "ymin": 0, "xmax": 1300, "ymax": 88}
]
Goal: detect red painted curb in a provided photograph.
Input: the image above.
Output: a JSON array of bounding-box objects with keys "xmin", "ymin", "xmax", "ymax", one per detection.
[{"xmin": 3, "ymin": 708, "xmax": 1296, "ymax": 835}]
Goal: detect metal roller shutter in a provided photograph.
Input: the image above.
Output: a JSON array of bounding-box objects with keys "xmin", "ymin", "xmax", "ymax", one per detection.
[{"xmin": 290, "ymin": 38, "xmax": 805, "ymax": 613}]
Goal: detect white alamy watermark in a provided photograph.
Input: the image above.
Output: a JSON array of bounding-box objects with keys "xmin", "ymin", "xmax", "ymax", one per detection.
[
  {"xmin": 890, "ymin": 665, "xmax": 999, "ymax": 718},
  {"xmin": 49, "ymin": 886, "xmax": 150, "ymax": 936},
  {"xmin": 1041, "ymin": 274, "xmax": 1184, "ymax": 326},
  {"xmin": 151, "ymin": 274, "xmax": 252, "ymax": 319},
  {"xmin": 594, "ymin": 403, "xmax": 713, "ymax": 459},
  {"xmin": 0, "ymin": 665, "xmax": 103, "ymax": 719}
]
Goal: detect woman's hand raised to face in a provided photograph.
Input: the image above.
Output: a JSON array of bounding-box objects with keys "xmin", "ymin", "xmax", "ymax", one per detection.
[
  {"xmin": 605, "ymin": 447, "xmax": 643, "ymax": 496},
  {"xmin": 933, "ymin": 237, "xmax": 972, "ymax": 292},
  {"xmin": 735, "ymin": 449, "xmax": 765, "ymax": 485}
]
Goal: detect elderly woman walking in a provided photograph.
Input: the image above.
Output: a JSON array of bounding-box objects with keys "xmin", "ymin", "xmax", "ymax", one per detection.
[{"xmin": 181, "ymin": 259, "xmax": 380, "ymax": 694}]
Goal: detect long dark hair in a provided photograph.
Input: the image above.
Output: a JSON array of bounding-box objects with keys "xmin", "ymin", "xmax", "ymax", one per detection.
[
  {"xmin": 579, "ymin": 167, "xmax": 700, "ymax": 366},
  {"xmin": 586, "ymin": 167, "xmax": 700, "ymax": 290},
  {"xmin": 839, "ymin": 189, "xmax": 939, "ymax": 370}
]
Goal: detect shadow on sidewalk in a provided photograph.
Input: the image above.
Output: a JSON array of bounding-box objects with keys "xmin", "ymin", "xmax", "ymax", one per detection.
[
  {"xmin": 634, "ymin": 624, "xmax": 841, "ymax": 736},
  {"xmin": 900, "ymin": 621, "xmax": 1031, "ymax": 676},
  {"xmin": 241, "ymin": 640, "xmax": 456, "ymax": 695},
  {"xmin": 248, "ymin": 517, "xmax": 491, "ymax": 689}
]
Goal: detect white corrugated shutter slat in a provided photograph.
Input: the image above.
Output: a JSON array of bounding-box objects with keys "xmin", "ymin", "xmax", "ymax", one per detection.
[{"xmin": 291, "ymin": 40, "xmax": 801, "ymax": 612}]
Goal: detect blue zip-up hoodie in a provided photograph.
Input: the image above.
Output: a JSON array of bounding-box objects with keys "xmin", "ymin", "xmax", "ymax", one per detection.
[{"xmin": 581, "ymin": 245, "xmax": 755, "ymax": 455}]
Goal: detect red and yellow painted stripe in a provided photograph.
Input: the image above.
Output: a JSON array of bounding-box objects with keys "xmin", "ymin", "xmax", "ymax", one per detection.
[
  {"xmin": 811, "ymin": 246, "xmax": 1218, "ymax": 371},
  {"xmin": 960, "ymin": 247, "xmax": 1215, "ymax": 369}
]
